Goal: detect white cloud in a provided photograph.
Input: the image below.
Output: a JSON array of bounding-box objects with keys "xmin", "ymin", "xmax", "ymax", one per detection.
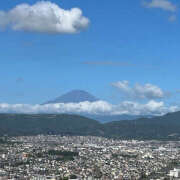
[
  {"xmin": 144, "ymin": 0, "xmax": 177, "ymax": 12},
  {"xmin": 111, "ymin": 100, "xmax": 179, "ymax": 116},
  {"xmin": 0, "ymin": 101, "xmax": 112, "ymax": 115},
  {"xmin": 0, "ymin": 1, "xmax": 89, "ymax": 34},
  {"xmin": 134, "ymin": 83, "xmax": 165, "ymax": 99},
  {"xmin": 112, "ymin": 81, "xmax": 131, "ymax": 94},
  {"xmin": 112, "ymin": 81, "xmax": 166, "ymax": 100},
  {"xmin": 0, "ymin": 100, "xmax": 178, "ymax": 116}
]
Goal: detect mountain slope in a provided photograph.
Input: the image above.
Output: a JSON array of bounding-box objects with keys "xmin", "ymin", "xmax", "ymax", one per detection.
[
  {"xmin": 0, "ymin": 111, "xmax": 180, "ymax": 140},
  {"xmin": 85, "ymin": 114, "xmax": 152, "ymax": 123},
  {"xmin": 43, "ymin": 90, "xmax": 99, "ymax": 104},
  {"xmin": 103, "ymin": 111, "xmax": 180, "ymax": 139},
  {"xmin": 0, "ymin": 114, "xmax": 103, "ymax": 136}
]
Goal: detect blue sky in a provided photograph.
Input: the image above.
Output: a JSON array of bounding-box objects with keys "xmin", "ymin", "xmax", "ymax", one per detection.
[{"xmin": 0, "ymin": 0, "xmax": 180, "ymax": 115}]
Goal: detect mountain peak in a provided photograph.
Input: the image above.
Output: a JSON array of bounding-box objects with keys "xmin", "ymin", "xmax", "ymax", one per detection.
[{"xmin": 43, "ymin": 90, "xmax": 99, "ymax": 104}]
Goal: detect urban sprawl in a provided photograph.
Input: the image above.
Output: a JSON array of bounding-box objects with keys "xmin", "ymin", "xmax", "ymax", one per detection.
[{"xmin": 0, "ymin": 135, "xmax": 180, "ymax": 180}]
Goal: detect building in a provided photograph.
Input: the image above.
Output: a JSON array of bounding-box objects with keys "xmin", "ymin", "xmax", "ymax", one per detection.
[{"xmin": 169, "ymin": 168, "xmax": 180, "ymax": 179}]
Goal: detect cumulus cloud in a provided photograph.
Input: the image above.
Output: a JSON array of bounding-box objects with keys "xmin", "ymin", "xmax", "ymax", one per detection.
[
  {"xmin": 144, "ymin": 0, "xmax": 177, "ymax": 12},
  {"xmin": 112, "ymin": 81, "xmax": 167, "ymax": 100},
  {"xmin": 0, "ymin": 100, "xmax": 178, "ymax": 116},
  {"xmin": 113, "ymin": 100, "xmax": 178, "ymax": 116},
  {"xmin": 0, "ymin": 1, "xmax": 89, "ymax": 34}
]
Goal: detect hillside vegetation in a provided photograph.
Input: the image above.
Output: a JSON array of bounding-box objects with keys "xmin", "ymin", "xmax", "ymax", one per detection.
[{"xmin": 0, "ymin": 112, "xmax": 180, "ymax": 140}]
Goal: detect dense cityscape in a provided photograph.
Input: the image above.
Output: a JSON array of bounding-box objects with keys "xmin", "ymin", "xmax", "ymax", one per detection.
[
  {"xmin": 1, "ymin": 0, "xmax": 180, "ymax": 179},
  {"xmin": 0, "ymin": 135, "xmax": 180, "ymax": 180}
]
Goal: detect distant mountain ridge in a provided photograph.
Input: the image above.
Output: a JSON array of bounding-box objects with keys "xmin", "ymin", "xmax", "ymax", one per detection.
[
  {"xmin": 0, "ymin": 111, "xmax": 180, "ymax": 140},
  {"xmin": 0, "ymin": 114, "xmax": 101, "ymax": 136},
  {"xmin": 43, "ymin": 90, "xmax": 99, "ymax": 104},
  {"xmin": 85, "ymin": 114, "xmax": 153, "ymax": 123}
]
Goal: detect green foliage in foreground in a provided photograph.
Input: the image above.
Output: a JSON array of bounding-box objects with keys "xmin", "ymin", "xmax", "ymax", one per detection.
[
  {"xmin": 48, "ymin": 150, "xmax": 79, "ymax": 161},
  {"xmin": 48, "ymin": 150, "xmax": 78, "ymax": 156}
]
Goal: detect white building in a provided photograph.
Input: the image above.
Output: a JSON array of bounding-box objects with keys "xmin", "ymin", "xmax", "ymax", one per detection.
[{"xmin": 169, "ymin": 168, "xmax": 180, "ymax": 179}]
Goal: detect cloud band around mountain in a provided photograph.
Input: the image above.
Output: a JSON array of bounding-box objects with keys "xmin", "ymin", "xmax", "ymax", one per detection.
[{"xmin": 0, "ymin": 100, "xmax": 178, "ymax": 116}]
